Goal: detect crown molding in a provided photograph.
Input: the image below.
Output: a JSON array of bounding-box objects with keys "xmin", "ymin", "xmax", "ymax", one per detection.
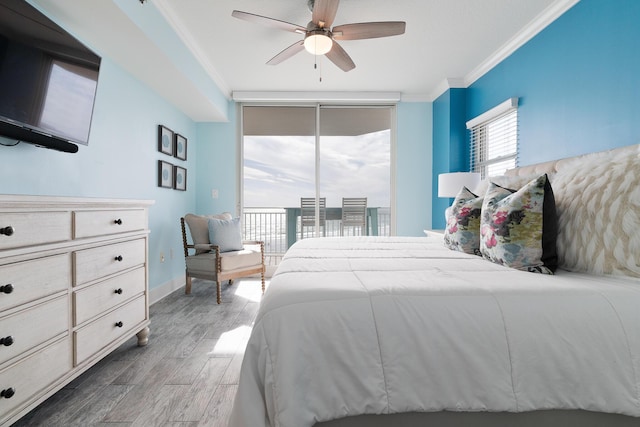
[
  {"xmin": 465, "ymin": 0, "xmax": 580, "ymax": 86},
  {"xmin": 428, "ymin": 78, "xmax": 466, "ymax": 101},
  {"xmin": 154, "ymin": 0, "xmax": 232, "ymax": 99}
]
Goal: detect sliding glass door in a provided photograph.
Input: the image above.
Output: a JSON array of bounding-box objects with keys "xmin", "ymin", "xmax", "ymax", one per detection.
[
  {"xmin": 319, "ymin": 106, "xmax": 392, "ymax": 237},
  {"xmin": 242, "ymin": 104, "xmax": 394, "ymax": 259}
]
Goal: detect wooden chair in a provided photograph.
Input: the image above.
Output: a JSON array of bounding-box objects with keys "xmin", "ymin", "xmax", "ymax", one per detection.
[
  {"xmin": 341, "ymin": 197, "xmax": 368, "ymax": 236},
  {"xmin": 181, "ymin": 214, "xmax": 265, "ymax": 304},
  {"xmin": 300, "ymin": 197, "xmax": 326, "ymax": 239}
]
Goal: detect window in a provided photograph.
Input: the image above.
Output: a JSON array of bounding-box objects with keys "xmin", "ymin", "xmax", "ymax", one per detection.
[{"xmin": 467, "ymin": 98, "xmax": 519, "ymax": 179}]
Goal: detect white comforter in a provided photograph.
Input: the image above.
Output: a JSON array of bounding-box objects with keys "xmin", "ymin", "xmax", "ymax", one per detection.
[{"xmin": 229, "ymin": 236, "xmax": 640, "ymax": 427}]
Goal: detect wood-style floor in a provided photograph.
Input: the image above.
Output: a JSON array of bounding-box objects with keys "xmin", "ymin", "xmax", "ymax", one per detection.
[{"xmin": 12, "ymin": 278, "xmax": 265, "ymax": 427}]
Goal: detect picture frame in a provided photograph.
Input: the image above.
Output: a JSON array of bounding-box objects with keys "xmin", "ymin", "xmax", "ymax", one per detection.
[
  {"xmin": 158, "ymin": 160, "xmax": 174, "ymax": 188},
  {"xmin": 174, "ymin": 165, "xmax": 187, "ymax": 191},
  {"xmin": 158, "ymin": 125, "xmax": 174, "ymax": 156},
  {"xmin": 174, "ymin": 133, "xmax": 187, "ymax": 160}
]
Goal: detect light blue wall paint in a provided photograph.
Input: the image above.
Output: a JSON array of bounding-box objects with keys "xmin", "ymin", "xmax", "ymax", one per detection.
[
  {"xmin": 396, "ymin": 102, "xmax": 432, "ymax": 236},
  {"xmin": 467, "ymin": 0, "xmax": 640, "ymax": 165},
  {"xmin": 0, "ymin": 56, "xmax": 196, "ymax": 293},
  {"xmin": 195, "ymin": 102, "xmax": 239, "ymax": 215}
]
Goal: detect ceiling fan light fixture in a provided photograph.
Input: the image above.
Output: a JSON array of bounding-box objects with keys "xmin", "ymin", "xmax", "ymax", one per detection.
[{"xmin": 304, "ymin": 31, "xmax": 333, "ymax": 55}]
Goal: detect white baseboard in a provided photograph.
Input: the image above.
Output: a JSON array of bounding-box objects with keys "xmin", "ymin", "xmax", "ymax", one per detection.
[{"xmin": 149, "ymin": 276, "xmax": 185, "ymax": 306}]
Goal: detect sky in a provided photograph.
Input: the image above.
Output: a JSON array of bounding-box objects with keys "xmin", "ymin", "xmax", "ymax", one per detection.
[{"xmin": 243, "ymin": 129, "xmax": 390, "ymax": 208}]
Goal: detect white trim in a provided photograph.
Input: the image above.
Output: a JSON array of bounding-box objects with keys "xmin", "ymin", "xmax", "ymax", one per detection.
[
  {"xmin": 428, "ymin": 78, "xmax": 466, "ymax": 101},
  {"xmin": 466, "ymin": 97, "xmax": 518, "ymax": 129},
  {"xmin": 232, "ymin": 91, "xmax": 401, "ymax": 103},
  {"xmin": 465, "ymin": 0, "xmax": 580, "ymax": 87}
]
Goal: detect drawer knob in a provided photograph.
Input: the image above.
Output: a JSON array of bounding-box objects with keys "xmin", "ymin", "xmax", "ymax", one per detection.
[
  {"xmin": 0, "ymin": 336, "xmax": 13, "ymax": 347},
  {"xmin": 0, "ymin": 284, "xmax": 13, "ymax": 294},
  {"xmin": 114, "ymin": 219, "xmax": 123, "ymax": 225},
  {"xmin": 1, "ymin": 387, "xmax": 15, "ymax": 399},
  {"xmin": 115, "ymin": 321, "xmax": 123, "ymax": 328},
  {"xmin": 114, "ymin": 255, "xmax": 123, "ymax": 262},
  {"xmin": 0, "ymin": 226, "xmax": 14, "ymax": 236},
  {"xmin": 114, "ymin": 288, "xmax": 123, "ymax": 295}
]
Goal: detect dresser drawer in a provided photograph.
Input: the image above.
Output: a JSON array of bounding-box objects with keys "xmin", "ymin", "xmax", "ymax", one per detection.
[
  {"xmin": 74, "ymin": 209, "xmax": 146, "ymax": 239},
  {"xmin": 0, "ymin": 254, "xmax": 70, "ymax": 312},
  {"xmin": 0, "ymin": 296, "xmax": 68, "ymax": 366},
  {"xmin": 74, "ymin": 295, "xmax": 146, "ymax": 365},
  {"xmin": 0, "ymin": 211, "xmax": 71, "ymax": 250},
  {"xmin": 73, "ymin": 267, "xmax": 146, "ymax": 326},
  {"xmin": 0, "ymin": 337, "xmax": 71, "ymax": 423},
  {"xmin": 73, "ymin": 239, "xmax": 146, "ymax": 286}
]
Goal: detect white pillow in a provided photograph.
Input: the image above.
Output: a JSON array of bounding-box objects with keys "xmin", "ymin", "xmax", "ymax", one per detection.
[{"xmin": 552, "ymin": 146, "xmax": 640, "ymax": 277}]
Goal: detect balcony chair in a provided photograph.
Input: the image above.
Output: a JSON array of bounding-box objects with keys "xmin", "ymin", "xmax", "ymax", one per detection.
[
  {"xmin": 181, "ymin": 213, "xmax": 265, "ymax": 304},
  {"xmin": 341, "ymin": 197, "xmax": 368, "ymax": 236},
  {"xmin": 300, "ymin": 197, "xmax": 326, "ymax": 239}
]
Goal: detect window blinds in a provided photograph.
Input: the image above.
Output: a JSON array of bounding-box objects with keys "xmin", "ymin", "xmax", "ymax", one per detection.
[{"xmin": 467, "ymin": 98, "xmax": 519, "ymax": 179}]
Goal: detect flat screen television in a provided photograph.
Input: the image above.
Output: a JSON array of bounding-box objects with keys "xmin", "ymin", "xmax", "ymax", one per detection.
[{"xmin": 0, "ymin": 0, "xmax": 101, "ymax": 153}]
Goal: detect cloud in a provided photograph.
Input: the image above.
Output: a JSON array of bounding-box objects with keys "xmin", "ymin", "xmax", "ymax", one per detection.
[{"xmin": 244, "ymin": 130, "xmax": 390, "ymax": 208}]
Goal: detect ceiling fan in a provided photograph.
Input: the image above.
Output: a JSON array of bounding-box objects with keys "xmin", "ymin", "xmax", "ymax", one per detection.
[{"xmin": 232, "ymin": 0, "xmax": 406, "ymax": 72}]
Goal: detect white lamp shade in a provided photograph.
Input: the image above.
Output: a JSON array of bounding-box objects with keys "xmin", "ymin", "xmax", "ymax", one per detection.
[{"xmin": 438, "ymin": 172, "xmax": 481, "ymax": 198}]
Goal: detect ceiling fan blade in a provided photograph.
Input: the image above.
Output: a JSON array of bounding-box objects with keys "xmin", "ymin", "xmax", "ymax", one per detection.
[
  {"xmin": 267, "ymin": 40, "xmax": 305, "ymax": 65},
  {"xmin": 332, "ymin": 21, "xmax": 406, "ymax": 40},
  {"xmin": 232, "ymin": 10, "xmax": 306, "ymax": 34},
  {"xmin": 325, "ymin": 41, "xmax": 355, "ymax": 72},
  {"xmin": 312, "ymin": 0, "xmax": 340, "ymax": 29}
]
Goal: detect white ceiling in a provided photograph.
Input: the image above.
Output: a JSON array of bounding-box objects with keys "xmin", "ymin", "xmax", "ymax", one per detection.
[{"xmin": 31, "ymin": 0, "xmax": 579, "ymax": 122}]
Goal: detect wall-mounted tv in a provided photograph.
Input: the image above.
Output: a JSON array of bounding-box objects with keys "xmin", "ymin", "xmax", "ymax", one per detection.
[{"xmin": 0, "ymin": 0, "xmax": 101, "ymax": 153}]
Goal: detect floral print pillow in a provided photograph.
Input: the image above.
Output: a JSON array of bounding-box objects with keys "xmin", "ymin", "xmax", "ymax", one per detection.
[
  {"xmin": 444, "ymin": 187, "xmax": 483, "ymax": 255},
  {"xmin": 480, "ymin": 174, "xmax": 558, "ymax": 274}
]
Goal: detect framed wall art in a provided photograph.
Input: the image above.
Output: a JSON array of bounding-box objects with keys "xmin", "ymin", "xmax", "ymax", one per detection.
[
  {"xmin": 174, "ymin": 166, "xmax": 187, "ymax": 191},
  {"xmin": 158, "ymin": 125, "xmax": 174, "ymax": 156},
  {"xmin": 174, "ymin": 133, "xmax": 187, "ymax": 160},
  {"xmin": 158, "ymin": 160, "xmax": 174, "ymax": 188}
]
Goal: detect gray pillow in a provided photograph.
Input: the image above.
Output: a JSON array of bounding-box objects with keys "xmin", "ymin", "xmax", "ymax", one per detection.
[{"xmin": 208, "ymin": 217, "xmax": 244, "ymax": 253}]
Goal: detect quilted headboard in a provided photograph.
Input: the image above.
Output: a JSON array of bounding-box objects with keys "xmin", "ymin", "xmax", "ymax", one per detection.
[{"xmin": 505, "ymin": 143, "xmax": 640, "ymax": 278}]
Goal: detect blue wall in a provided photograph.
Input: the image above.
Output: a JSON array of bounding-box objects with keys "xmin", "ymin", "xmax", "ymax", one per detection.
[
  {"xmin": 434, "ymin": 0, "xmax": 640, "ymax": 228},
  {"xmin": 466, "ymin": 0, "xmax": 640, "ymax": 164},
  {"xmin": 432, "ymin": 88, "xmax": 466, "ymax": 229},
  {"xmin": 195, "ymin": 102, "xmax": 239, "ymax": 215}
]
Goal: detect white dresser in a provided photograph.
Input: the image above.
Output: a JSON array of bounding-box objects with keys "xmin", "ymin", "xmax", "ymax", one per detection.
[{"xmin": 0, "ymin": 195, "xmax": 153, "ymax": 426}]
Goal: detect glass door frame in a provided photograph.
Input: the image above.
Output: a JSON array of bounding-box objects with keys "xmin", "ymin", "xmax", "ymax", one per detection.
[{"xmin": 237, "ymin": 102, "xmax": 397, "ymax": 237}]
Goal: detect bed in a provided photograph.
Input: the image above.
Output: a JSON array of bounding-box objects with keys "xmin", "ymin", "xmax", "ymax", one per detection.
[{"xmin": 229, "ymin": 144, "xmax": 640, "ymax": 427}]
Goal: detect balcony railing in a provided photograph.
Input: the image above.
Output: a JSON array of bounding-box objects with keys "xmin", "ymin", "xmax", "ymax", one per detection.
[{"xmin": 243, "ymin": 207, "xmax": 390, "ymax": 259}]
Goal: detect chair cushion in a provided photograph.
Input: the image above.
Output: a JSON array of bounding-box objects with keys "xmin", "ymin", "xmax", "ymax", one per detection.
[
  {"xmin": 220, "ymin": 247, "xmax": 263, "ymax": 271},
  {"xmin": 184, "ymin": 212, "xmax": 232, "ymax": 254},
  {"xmin": 208, "ymin": 217, "xmax": 244, "ymax": 253},
  {"xmin": 185, "ymin": 247, "xmax": 262, "ymax": 275}
]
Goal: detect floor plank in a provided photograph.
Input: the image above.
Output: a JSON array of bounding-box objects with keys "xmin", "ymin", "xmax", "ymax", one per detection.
[{"xmin": 11, "ymin": 278, "xmax": 265, "ymax": 426}]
